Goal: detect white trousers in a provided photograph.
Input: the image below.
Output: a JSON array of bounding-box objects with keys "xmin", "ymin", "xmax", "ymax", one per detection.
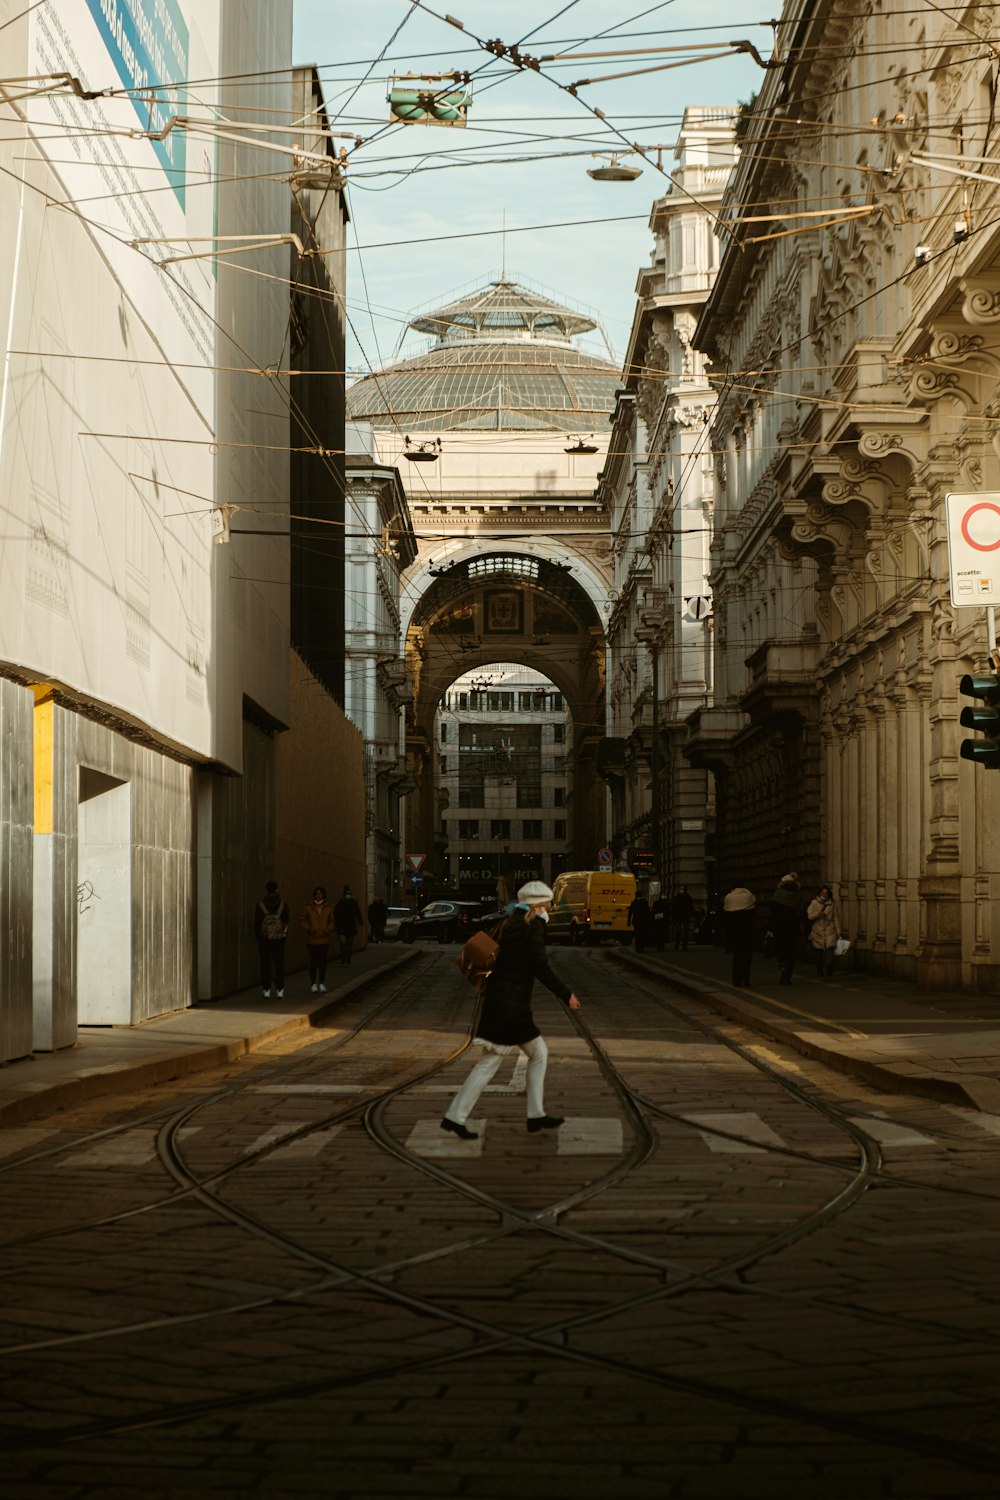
[{"xmin": 445, "ymin": 1036, "xmax": 549, "ymax": 1124}]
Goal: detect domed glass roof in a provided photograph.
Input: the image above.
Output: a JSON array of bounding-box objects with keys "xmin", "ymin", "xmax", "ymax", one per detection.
[
  {"xmin": 347, "ymin": 276, "xmax": 620, "ymax": 434},
  {"xmin": 410, "ymin": 278, "xmax": 597, "ymax": 343}
]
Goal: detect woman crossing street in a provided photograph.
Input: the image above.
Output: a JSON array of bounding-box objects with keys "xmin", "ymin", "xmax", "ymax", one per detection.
[{"xmin": 441, "ymin": 881, "xmax": 581, "ymax": 1140}]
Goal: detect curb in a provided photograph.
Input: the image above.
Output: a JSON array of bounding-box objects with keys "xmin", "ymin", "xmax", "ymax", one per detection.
[
  {"xmin": 610, "ymin": 948, "xmax": 1000, "ymax": 1114},
  {"xmin": 0, "ymin": 948, "xmax": 422, "ymax": 1128}
]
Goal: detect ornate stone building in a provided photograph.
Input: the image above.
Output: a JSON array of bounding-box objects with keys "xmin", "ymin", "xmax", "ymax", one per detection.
[
  {"xmin": 600, "ymin": 107, "xmax": 739, "ymax": 902},
  {"xmin": 689, "ymin": 0, "xmax": 1000, "ymax": 987}
]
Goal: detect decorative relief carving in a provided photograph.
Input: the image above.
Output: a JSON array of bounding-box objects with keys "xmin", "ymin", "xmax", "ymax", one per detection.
[
  {"xmin": 961, "ymin": 279, "xmax": 1000, "ymax": 327},
  {"xmin": 930, "ymin": 595, "xmax": 955, "ymax": 640}
]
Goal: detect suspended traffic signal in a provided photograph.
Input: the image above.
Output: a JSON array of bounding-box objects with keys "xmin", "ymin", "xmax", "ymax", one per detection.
[
  {"xmin": 959, "ymin": 673, "xmax": 1000, "ymax": 768},
  {"xmin": 388, "ymin": 74, "xmax": 471, "ymax": 128}
]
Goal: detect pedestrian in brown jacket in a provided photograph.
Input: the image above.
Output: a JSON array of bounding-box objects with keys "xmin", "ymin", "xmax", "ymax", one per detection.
[{"xmin": 300, "ymin": 886, "xmax": 334, "ymax": 993}]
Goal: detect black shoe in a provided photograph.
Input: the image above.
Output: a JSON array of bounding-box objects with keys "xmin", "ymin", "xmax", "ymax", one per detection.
[
  {"xmin": 527, "ymin": 1115, "xmax": 564, "ymax": 1133},
  {"xmin": 441, "ymin": 1117, "xmax": 477, "ymax": 1140}
]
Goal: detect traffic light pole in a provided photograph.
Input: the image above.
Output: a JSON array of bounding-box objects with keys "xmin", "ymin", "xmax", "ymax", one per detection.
[{"xmin": 650, "ymin": 642, "xmax": 661, "ymax": 882}]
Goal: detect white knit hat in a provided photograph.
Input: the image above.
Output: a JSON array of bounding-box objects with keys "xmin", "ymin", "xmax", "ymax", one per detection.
[{"xmin": 517, "ymin": 880, "xmax": 554, "ymax": 906}]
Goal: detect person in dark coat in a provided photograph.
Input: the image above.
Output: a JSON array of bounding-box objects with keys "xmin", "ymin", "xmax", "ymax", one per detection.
[
  {"xmin": 650, "ymin": 892, "xmax": 669, "ymax": 950},
  {"xmin": 368, "ymin": 897, "xmax": 388, "ymax": 944},
  {"xmin": 722, "ymin": 884, "xmax": 756, "ymax": 987},
  {"xmin": 628, "ymin": 893, "xmax": 653, "ymax": 953},
  {"xmin": 671, "ymin": 885, "xmax": 696, "ymax": 950},
  {"xmin": 253, "ymin": 880, "xmax": 289, "ymax": 998},
  {"xmin": 333, "ymin": 885, "xmax": 363, "ymax": 967},
  {"xmin": 767, "ymin": 872, "xmax": 803, "ymax": 985},
  {"xmin": 441, "ymin": 881, "xmax": 581, "ymax": 1140}
]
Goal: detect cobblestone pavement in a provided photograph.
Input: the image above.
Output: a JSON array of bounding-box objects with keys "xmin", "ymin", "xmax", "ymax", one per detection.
[{"xmin": 2, "ymin": 949, "xmax": 999, "ymax": 1498}]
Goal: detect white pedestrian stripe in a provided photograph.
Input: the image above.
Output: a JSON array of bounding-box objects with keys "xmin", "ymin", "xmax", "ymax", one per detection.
[
  {"xmin": 251, "ymin": 1084, "xmax": 365, "ymax": 1095},
  {"xmin": 848, "ymin": 1116, "xmax": 935, "ymax": 1147},
  {"xmin": 268, "ymin": 1125, "xmax": 343, "ymax": 1159},
  {"xmin": 557, "ymin": 1118, "xmax": 623, "ymax": 1155},
  {"xmin": 945, "ymin": 1106, "xmax": 1000, "ymax": 1139},
  {"xmin": 406, "ymin": 1119, "xmax": 485, "ymax": 1157},
  {"xmin": 62, "ymin": 1131, "xmax": 159, "ymax": 1168},
  {"xmin": 681, "ymin": 1112, "xmax": 788, "ymax": 1155},
  {"xmin": 0, "ymin": 1127, "xmax": 58, "ymax": 1160},
  {"xmin": 245, "ymin": 1126, "xmax": 314, "ymax": 1155}
]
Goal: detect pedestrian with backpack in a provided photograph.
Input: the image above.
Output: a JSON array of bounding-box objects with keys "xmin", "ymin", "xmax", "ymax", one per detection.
[
  {"xmin": 254, "ymin": 880, "xmax": 289, "ymax": 998},
  {"xmin": 442, "ymin": 881, "xmax": 581, "ymax": 1141}
]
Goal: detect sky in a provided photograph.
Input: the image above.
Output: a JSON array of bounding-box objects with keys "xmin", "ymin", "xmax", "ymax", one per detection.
[{"xmin": 291, "ymin": 1, "xmax": 765, "ymax": 375}]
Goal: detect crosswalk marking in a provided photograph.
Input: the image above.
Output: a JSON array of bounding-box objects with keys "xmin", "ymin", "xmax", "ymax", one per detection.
[
  {"xmin": 245, "ymin": 1126, "xmax": 313, "ymax": 1155},
  {"xmin": 680, "ymin": 1111, "xmax": 787, "ymax": 1155},
  {"xmin": 406, "ymin": 1119, "xmax": 485, "ymax": 1157},
  {"xmin": 557, "ymin": 1118, "xmax": 623, "ymax": 1155},
  {"xmin": 0, "ymin": 1127, "xmax": 58, "ymax": 1160},
  {"xmin": 945, "ymin": 1106, "xmax": 1000, "ymax": 1139},
  {"xmin": 62, "ymin": 1130, "xmax": 159, "ymax": 1168},
  {"xmin": 268, "ymin": 1125, "xmax": 344, "ymax": 1159},
  {"xmin": 251, "ymin": 1084, "xmax": 364, "ymax": 1095},
  {"xmin": 848, "ymin": 1115, "xmax": 935, "ymax": 1147}
]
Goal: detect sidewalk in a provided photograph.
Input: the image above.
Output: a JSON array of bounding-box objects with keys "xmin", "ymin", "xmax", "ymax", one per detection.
[
  {"xmin": 611, "ymin": 941, "xmax": 1000, "ymax": 1112},
  {"xmin": 0, "ymin": 946, "xmax": 420, "ymax": 1127}
]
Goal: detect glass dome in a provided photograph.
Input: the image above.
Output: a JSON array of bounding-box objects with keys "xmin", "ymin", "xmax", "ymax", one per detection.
[{"xmin": 346, "ymin": 276, "xmax": 620, "ymax": 434}]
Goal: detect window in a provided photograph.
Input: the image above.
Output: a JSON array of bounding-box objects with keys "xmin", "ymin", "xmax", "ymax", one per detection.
[
  {"xmin": 440, "ymin": 722, "xmax": 448, "ymax": 742},
  {"xmin": 457, "ymin": 693, "xmax": 468, "ymax": 709},
  {"xmin": 522, "ymin": 819, "xmax": 543, "ymax": 839},
  {"xmin": 554, "ymin": 820, "xmax": 566, "ymax": 839},
  {"xmin": 490, "ymin": 819, "xmax": 511, "ymax": 840},
  {"xmin": 553, "ymin": 725, "xmax": 565, "ymax": 744},
  {"xmin": 439, "ymin": 756, "xmax": 448, "ymax": 773},
  {"xmin": 553, "ymin": 786, "xmax": 565, "ymax": 807},
  {"xmin": 458, "ymin": 819, "xmax": 480, "ymax": 840},
  {"xmin": 550, "ymin": 692, "xmax": 564, "ymax": 710}
]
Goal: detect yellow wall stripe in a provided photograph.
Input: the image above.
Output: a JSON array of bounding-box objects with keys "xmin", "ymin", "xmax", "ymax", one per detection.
[{"xmin": 33, "ymin": 686, "xmax": 55, "ymax": 835}]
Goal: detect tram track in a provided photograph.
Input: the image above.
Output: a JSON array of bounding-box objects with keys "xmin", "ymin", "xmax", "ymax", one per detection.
[{"xmin": 4, "ymin": 952, "xmax": 1000, "ymax": 1477}]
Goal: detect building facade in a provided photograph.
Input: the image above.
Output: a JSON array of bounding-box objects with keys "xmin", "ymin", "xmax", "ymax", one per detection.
[
  {"xmin": 0, "ymin": 11, "xmax": 369, "ymax": 1057},
  {"xmin": 347, "ymin": 275, "xmax": 621, "ymax": 885},
  {"xmin": 600, "ymin": 108, "xmax": 739, "ymax": 904},
  {"xmin": 689, "ymin": 0, "xmax": 1000, "ymax": 987},
  {"xmin": 436, "ymin": 665, "xmax": 573, "ymax": 900},
  {"xmin": 345, "ymin": 423, "xmax": 417, "ymax": 904}
]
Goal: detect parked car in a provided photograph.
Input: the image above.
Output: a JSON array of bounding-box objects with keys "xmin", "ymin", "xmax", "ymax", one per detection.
[
  {"xmin": 382, "ymin": 907, "xmax": 412, "ymax": 940},
  {"xmin": 397, "ymin": 900, "xmax": 485, "ymax": 944}
]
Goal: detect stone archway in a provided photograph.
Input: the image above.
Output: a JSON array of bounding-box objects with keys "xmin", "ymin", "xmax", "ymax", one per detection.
[{"xmin": 403, "ymin": 552, "xmax": 609, "ymax": 884}]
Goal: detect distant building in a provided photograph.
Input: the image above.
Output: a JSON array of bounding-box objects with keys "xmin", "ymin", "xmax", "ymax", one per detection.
[
  {"xmin": 347, "ymin": 275, "xmax": 619, "ymax": 887},
  {"xmin": 436, "ymin": 665, "xmax": 573, "ymax": 901}
]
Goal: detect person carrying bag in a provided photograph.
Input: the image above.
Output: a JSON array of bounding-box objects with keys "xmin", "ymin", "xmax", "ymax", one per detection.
[{"xmin": 442, "ymin": 881, "xmax": 581, "ymax": 1141}]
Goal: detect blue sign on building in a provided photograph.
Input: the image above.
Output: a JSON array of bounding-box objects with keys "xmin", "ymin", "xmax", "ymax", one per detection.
[{"xmin": 86, "ymin": 0, "xmax": 190, "ymax": 206}]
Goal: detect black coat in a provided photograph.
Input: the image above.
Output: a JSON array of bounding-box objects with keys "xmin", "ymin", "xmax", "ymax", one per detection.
[
  {"xmin": 334, "ymin": 896, "xmax": 363, "ymax": 936},
  {"xmin": 478, "ymin": 911, "xmax": 572, "ymax": 1046}
]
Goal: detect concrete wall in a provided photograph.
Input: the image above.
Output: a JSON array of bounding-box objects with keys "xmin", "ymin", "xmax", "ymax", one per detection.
[
  {"xmin": 34, "ymin": 700, "xmax": 194, "ymax": 1047},
  {"xmin": 276, "ymin": 653, "xmax": 367, "ymax": 968},
  {"xmin": 196, "ymin": 720, "xmax": 275, "ymax": 1002},
  {"xmin": 0, "ymin": 679, "xmax": 33, "ymax": 1063}
]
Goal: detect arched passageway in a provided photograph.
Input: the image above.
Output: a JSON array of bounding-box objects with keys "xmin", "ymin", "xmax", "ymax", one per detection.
[{"xmin": 403, "ymin": 553, "xmax": 608, "ymax": 889}]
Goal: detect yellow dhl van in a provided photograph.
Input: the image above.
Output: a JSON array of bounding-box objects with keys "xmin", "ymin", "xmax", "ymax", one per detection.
[{"xmin": 547, "ymin": 869, "xmax": 637, "ymax": 944}]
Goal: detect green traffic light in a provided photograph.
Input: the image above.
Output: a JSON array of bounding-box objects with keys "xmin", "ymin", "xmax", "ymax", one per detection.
[
  {"xmin": 960, "ymin": 740, "xmax": 1000, "ymax": 767},
  {"xmin": 960, "ymin": 672, "xmax": 1000, "ymax": 769}
]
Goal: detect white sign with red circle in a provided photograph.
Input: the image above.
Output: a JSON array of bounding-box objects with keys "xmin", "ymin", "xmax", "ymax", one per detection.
[{"xmin": 946, "ymin": 493, "xmax": 1000, "ymax": 606}]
